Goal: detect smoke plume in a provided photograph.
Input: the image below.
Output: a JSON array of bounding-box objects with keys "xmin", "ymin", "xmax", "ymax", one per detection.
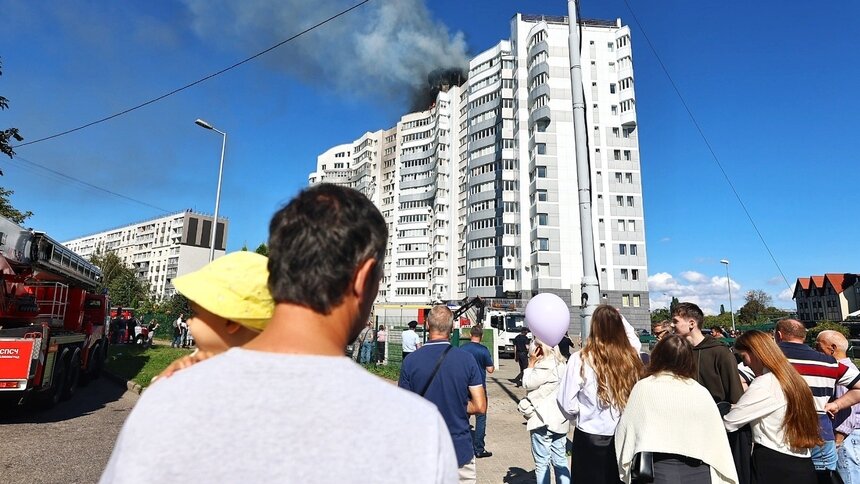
[{"xmin": 181, "ymin": 0, "xmax": 469, "ymax": 108}]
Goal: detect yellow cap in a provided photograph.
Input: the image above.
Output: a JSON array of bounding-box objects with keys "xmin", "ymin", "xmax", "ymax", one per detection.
[{"xmin": 172, "ymin": 252, "xmax": 274, "ymax": 331}]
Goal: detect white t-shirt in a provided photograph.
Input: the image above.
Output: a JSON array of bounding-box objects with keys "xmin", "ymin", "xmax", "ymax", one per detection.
[
  {"xmin": 402, "ymin": 329, "xmax": 420, "ymax": 352},
  {"xmin": 100, "ymin": 348, "xmax": 457, "ymax": 483}
]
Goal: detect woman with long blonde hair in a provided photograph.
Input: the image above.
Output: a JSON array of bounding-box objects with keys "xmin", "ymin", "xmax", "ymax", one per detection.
[
  {"xmin": 724, "ymin": 330, "xmax": 820, "ymax": 484},
  {"xmin": 557, "ymin": 304, "xmax": 644, "ymax": 484}
]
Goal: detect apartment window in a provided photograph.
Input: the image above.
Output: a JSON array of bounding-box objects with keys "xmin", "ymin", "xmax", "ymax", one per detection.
[
  {"xmin": 623, "ymin": 150, "xmax": 631, "ymax": 161},
  {"xmin": 611, "ymin": 105, "xmax": 618, "ymax": 115},
  {"xmin": 622, "ymin": 294, "xmax": 630, "ymax": 307},
  {"xmin": 536, "ymin": 143, "xmax": 547, "ymax": 155},
  {"xmin": 630, "ymin": 244, "xmax": 638, "ymax": 256},
  {"xmin": 619, "ymin": 244, "xmax": 626, "ymax": 255},
  {"xmin": 612, "ymin": 127, "xmax": 620, "ymax": 138},
  {"xmin": 626, "ymin": 173, "xmax": 633, "ymax": 184},
  {"xmin": 627, "ymin": 196, "xmax": 634, "ymax": 207},
  {"xmin": 537, "ymin": 213, "xmax": 549, "ymax": 226},
  {"xmin": 632, "ymin": 294, "xmax": 641, "ymax": 307},
  {"xmin": 537, "ymin": 166, "xmax": 547, "ymax": 178},
  {"xmin": 618, "ymin": 220, "xmax": 626, "ymax": 232},
  {"xmin": 632, "ymin": 269, "xmax": 639, "ymax": 280},
  {"xmin": 538, "ymin": 238, "xmax": 549, "ymax": 251},
  {"xmin": 621, "ymin": 269, "xmax": 629, "ymax": 280},
  {"xmin": 629, "ymin": 220, "xmax": 636, "ymax": 232},
  {"xmin": 537, "ymin": 189, "xmax": 548, "ymax": 202},
  {"xmin": 615, "ymin": 196, "xmax": 623, "ymax": 207},
  {"xmin": 615, "ymin": 172, "xmax": 623, "ymax": 183},
  {"xmin": 609, "ymin": 83, "xmax": 617, "ymax": 94},
  {"xmin": 614, "ymin": 150, "xmax": 621, "ymax": 160}
]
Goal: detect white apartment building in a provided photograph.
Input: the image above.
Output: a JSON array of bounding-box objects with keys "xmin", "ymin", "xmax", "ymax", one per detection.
[
  {"xmin": 63, "ymin": 211, "xmax": 228, "ymax": 298},
  {"xmin": 309, "ymin": 13, "xmax": 650, "ymax": 330}
]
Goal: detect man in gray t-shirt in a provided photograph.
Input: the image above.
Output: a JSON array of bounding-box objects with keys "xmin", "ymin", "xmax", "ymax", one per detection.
[{"xmin": 101, "ymin": 185, "xmax": 457, "ymax": 483}]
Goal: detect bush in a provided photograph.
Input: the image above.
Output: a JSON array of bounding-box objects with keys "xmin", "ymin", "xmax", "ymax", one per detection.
[
  {"xmin": 363, "ymin": 363, "xmax": 400, "ymax": 382},
  {"xmin": 806, "ymin": 321, "xmax": 849, "ymax": 345}
]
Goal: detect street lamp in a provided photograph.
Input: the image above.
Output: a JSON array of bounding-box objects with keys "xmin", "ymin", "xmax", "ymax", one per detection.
[
  {"xmin": 195, "ymin": 118, "xmax": 226, "ymax": 262},
  {"xmin": 720, "ymin": 259, "xmax": 736, "ymax": 332}
]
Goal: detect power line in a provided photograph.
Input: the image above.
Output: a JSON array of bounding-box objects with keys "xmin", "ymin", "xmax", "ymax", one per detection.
[
  {"xmin": 12, "ymin": 154, "xmax": 172, "ymax": 213},
  {"xmin": 12, "ymin": 0, "xmax": 372, "ymax": 149},
  {"xmin": 620, "ymin": 0, "xmax": 793, "ymax": 292}
]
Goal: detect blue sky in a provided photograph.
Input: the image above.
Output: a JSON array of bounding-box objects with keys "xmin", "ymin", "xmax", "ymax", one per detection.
[{"xmin": 1, "ymin": 0, "xmax": 856, "ymax": 314}]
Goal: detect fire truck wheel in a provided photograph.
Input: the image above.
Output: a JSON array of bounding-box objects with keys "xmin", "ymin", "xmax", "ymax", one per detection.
[
  {"xmin": 90, "ymin": 344, "xmax": 105, "ymax": 379},
  {"xmin": 61, "ymin": 350, "xmax": 81, "ymax": 400},
  {"xmin": 36, "ymin": 352, "xmax": 67, "ymax": 409}
]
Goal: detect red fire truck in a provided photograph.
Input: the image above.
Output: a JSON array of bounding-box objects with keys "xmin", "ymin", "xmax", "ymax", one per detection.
[{"xmin": 0, "ymin": 216, "xmax": 109, "ymax": 408}]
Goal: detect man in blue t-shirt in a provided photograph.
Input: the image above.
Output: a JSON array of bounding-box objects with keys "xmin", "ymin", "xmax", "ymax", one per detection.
[
  {"xmin": 460, "ymin": 326, "xmax": 495, "ymax": 459},
  {"xmin": 399, "ymin": 305, "xmax": 487, "ymax": 482}
]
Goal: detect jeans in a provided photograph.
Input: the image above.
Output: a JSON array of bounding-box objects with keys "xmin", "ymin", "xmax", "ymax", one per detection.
[
  {"xmin": 172, "ymin": 335, "xmax": 181, "ymax": 348},
  {"xmin": 530, "ymin": 428, "xmax": 570, "ymax": 484},
  {"xmin": 472, "ymin": 412, "xmax": 487, "ymax": 453},
  {"xmin": 812, "ymin": 439, "xmax": 838, "ymax": 471},
  {"xmin": 839, "ymin": 430, "xmax": 860, "ymax": 484},
  {"xmin": 359, "ymin": 341, "xmax": 374, "ymax": 364}
]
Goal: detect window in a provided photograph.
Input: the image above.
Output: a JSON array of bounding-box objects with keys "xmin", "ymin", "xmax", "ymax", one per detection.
[
  {"xmin": 609, "ymin": 83, "xmax": 617, "ymax": 94},
  {"xmin": 614, "ymin": 150, "xmax": 621, "ymax": 160},
  {"xmin": 537, "ymin": 166, "xmax": 547, "ymax": 178},
  {"xmin": 626, "ymin": 173, "xmax": 633, "ymax": 184},
  {"xmin": 611, "ymin": 105, "xmax": 618, "ymax": 115},
  {"xmin": 621, "ymin": 269, "xmax": 629, "ymax": 280},
  {"xmin": 630, "ymin": 244, "xmax": 638, "ymax": 256},
  {"xmin": 632, "ymin": 269, "xmax": 639, "ymax": 280},
  {"xmin": 537, "ymin": 214, "xmax": 549, "ymax": 225},
  {"xmin": 537, "ymin": 189, "xmax": 548, "ymax": 202},
  {"xmin": 615, "ymin": 172, "xmax": 623, "ymax": 183},
  {"xmin": 538, "ymin": 238, "xmax": 549, "ymax": 251},
  {"xmin": 622, "ymin": 294, "xmax": 630, "ymax": 307},
  {"xmin": 629, "ymin": 220, "xmax": 636, "ymax": 232},
  {"xmin": 536, "ymin": 143, "xmax": 547, "ymax": 155},
  {"xmin": 632, "ymin": 295, "xmax": 641, "ymax": 307},
  {"xmin": 619, "ymin": 244, "xmax": 626, "ymax": 255},
  {"xmin": 616, "ymin": 196, "xmax": 623, "ymax": 207},
  {"xmin": 627, "ymin": 196, "xmax": 634, "ymax": 207},
  {"xmin": 618, "ymin": 220, "xmax": 626, "ymax": 231},
  {"xmin": 612, "ymin": 127, "xmax": 620, "ymax": 138},
  {"xmin": 623, "ymin": 150, "xmax": 631, "ymax": 161}
]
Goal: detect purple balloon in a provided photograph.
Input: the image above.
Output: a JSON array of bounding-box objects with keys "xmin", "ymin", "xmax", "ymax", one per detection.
[{"xmin": 525, "ymin": 293, "xmax": 570, "ymax": 347}]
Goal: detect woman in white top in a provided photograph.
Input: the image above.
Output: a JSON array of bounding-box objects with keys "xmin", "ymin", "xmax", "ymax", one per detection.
[
  {"xmin": 615, "ymin": 335, "xmax": 739, "ymax": 484},
  {"xmin": 723, "ymin": 330, "xmax": 820, "ymax": 484},
  {"xmin": 558, "ymin": 304, "xmax": 644, "ymax": 484},
  {"xmin": 523, "ymin": 339, "xmax": 570, "ymax": 484}
]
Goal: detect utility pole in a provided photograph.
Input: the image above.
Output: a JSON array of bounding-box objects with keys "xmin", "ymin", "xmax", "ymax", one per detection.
[{"xmin": 568, "ymin": 0, "xmax": 600, "ymax": 341}]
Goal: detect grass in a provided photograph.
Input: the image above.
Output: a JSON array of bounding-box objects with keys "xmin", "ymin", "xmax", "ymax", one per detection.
[
  {"xmin": 106, "ymin": 344, "xmax": 193, "ymax": 389},
  {"xmin": 362, "ymin": 362, "xmax": 401, "ymax": 382}
]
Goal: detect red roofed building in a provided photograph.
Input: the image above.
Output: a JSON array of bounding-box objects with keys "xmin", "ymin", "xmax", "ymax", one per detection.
[{"xmin": 794, "ymin": 273, "xmax": 860, "ymax": 323}]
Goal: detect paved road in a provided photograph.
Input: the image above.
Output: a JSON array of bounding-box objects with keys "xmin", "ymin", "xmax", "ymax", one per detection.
[{"xmin": 0, "ymin": 377, "xmax": 138, "ymax": 484}]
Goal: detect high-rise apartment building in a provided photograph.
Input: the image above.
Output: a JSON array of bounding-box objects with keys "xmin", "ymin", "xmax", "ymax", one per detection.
[
  {"xmin": 63, "ymin": 211, "xmax": 228, "ymax": 298},
  {"xmin": 309, "ymin": 13, "xmax": 650, "ymax": 330}
]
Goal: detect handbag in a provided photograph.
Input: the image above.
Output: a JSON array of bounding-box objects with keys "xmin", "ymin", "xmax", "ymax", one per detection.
[
  {"xmin": 630, "ymin": 452, "xmax": 654, "ymax": 484},
  {"xmin": 816, "ymin": 470, "xmax": 845, "ymax": 484}
]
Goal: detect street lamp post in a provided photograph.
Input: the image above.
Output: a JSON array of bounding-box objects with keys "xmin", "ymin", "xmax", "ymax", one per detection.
[
  {"xmin": 195, "ymin": 118, "xmax": 226, "ymax": 262},
  {"xmin": 720, "ymin": 259, "xmax": 735, "ymax": 332}
]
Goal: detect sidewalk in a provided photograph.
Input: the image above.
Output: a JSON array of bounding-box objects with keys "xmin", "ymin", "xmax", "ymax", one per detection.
[{"xmin": 476, "ymin": 358, "xmax": 542, "ymax": 483}]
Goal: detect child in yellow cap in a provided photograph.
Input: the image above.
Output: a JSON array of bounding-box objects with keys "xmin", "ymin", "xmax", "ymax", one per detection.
[{"xmin": 156, "ymin": 251, "xmax": 274, "ymax": 380}]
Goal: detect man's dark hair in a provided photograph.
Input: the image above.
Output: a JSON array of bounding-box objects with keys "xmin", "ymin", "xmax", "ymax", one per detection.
[
  {"xmin": 673, "ymin": 302, "xmax": 704, "ymax": 329},
  {"xmin": 267, "ymin": 184, "xmax": 387, "ymax": 314},
  {"xmin": 408, "ymin": 320, "xmax": 418, "ymax": 329},
  {"xmin": 647, "ymin": 334, "xmax": 697, "ymax": 379}
]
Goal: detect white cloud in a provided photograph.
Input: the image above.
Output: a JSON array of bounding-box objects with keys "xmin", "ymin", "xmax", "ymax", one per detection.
[
  {"xmin": 777, "ymin": 282, "xmax": 796, "ymax": 303},
  {"xmin": 648, "ymin": 271, "xmax": 742, "ymax": 315}
]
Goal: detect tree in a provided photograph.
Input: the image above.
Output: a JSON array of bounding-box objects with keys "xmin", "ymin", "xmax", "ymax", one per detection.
[
  {"xmin": 738, "ymin": 289, "xmax": 773, "ymax": 324},
  {"xmin": 0, "ymin": 58, "xmax": 23, "ymax": 159},
  {"xmin": 254, "ymin": 243, "xmax": 269, "ymax": 256},
  {"xmin": 650, "ymin": 307, "xmax": 670, "ymax": 326},
  {"xmin": 806, "ymin": 321, "xmax": 849, "ymax": 345},
  {"xmin": 0, "ymin": 59, "xmax": 32, "ymax": 224},
  {"xmin": 719, "ymin": 304, "xmax": 725, "ymax": 315},
  {"xmin": 89, "ymin": 251, "xmax": 148, "ymax": 308},
  {"xmin": 669, "ymin": 297, "xmax": 680, "ymax": 316}
]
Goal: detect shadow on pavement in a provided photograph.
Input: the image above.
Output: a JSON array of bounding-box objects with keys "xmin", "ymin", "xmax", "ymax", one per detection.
[
  {"xmin": 0, "ymin": 376, "xmax": 130, "ymax": 424},
  {"xmin": 503, "ymin": 466, "xmax": 535, "ymax": 483},
  {"xmin": 489, "ymin": 375, "xmax": 522, "ymax": 405}
]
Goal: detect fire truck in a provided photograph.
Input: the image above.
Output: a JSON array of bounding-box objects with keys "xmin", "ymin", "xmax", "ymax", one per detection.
[{"xmin": 0, "ymin": 216, "xmax": 109, "ymax": 408}]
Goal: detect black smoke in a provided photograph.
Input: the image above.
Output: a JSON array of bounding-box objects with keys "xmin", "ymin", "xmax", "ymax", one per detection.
[{"xmin": 409, "ymin": 67, "xmax": 468, "ymax": 112}]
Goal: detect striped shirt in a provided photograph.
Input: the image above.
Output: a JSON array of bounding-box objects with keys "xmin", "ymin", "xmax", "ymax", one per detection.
[{"xmin": 778, "ymin": 341, "xmax": 860, "ymax": 440}]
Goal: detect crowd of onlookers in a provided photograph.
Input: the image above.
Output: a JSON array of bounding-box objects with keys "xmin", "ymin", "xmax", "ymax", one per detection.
[{"xmin": 96, "ymin": 183, "xmax": 860, "ymax": 484}]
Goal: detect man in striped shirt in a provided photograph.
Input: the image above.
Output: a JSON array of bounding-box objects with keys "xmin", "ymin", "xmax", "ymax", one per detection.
[{"xmin": 776, "ymin": 318, "xmax": 860, "ymax": 471}]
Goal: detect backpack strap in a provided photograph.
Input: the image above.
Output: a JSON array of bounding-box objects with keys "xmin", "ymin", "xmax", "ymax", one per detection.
[{"xmin": 419, "ymin": 346, "xmax": 453, "ymax": 397}]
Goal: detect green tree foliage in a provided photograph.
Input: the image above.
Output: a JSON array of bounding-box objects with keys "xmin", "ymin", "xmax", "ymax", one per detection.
[
  {"xmin": 651, "ymin": 307, "xmax": 670, "ymax": 326},
  {"xmin": 806, "ymin": 321, "xmax": 849, "ymax": 345},
  {"xmin": 0, "ymin": 58, "xmax": 23, "ymax": 159},
  {"xmin": 704, "ymin": 312, "xmax": 734, "ymax": 330},
  {"xmin": 90, "ymin": 251, "xmax": 148, "ymax": 308},
  {"xmin": 738, "ymin": 289, "xmax": 773, "ymax": 324},
  {"xmin": 669, "ymin": 297, "xmax": 680, "ymax": 316},
  {"xmin": 0, "ymin": 186, "xmax": 32, "ymax": 224},
  {"xmin": 254, "ymin": 243, "xmax": 269, "ymax": 256},
  {"xmin": 719, "ymin": 304, "xmax": 725, "ymax": 315}
]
